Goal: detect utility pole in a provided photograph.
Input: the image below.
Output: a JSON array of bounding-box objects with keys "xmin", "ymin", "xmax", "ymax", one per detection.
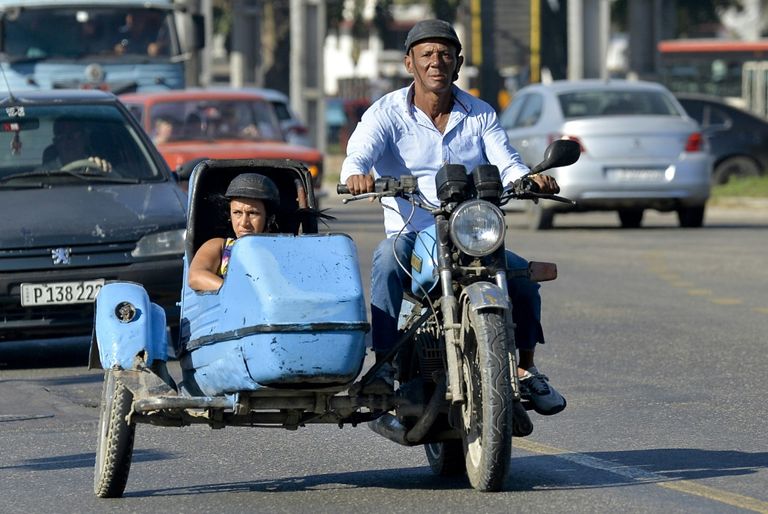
[
  {"xmin": 567, "ymin": 0, "xmax": 609, "ymax": 79},
  {"xmin": 290, "ymin": 0, "xmax": 326, "ymax": 152},
  {"xmin": 230, "ymin": 0, "xmax": 262, "ymax": 88}
]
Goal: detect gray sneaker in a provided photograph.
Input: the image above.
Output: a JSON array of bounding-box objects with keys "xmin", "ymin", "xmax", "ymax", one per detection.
[{"xmin": 519, "ymin": 366, "xmax": 566, "ymax": 415}]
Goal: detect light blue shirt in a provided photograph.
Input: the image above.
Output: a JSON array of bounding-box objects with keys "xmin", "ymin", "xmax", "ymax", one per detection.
[{"xmin": 341, "ymin": 84, "xmax": 530, "ymax": 236}]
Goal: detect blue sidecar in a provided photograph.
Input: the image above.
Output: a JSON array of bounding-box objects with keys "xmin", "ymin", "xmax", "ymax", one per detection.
[{"xmin": 92, "ymin": 159, "xmax": 376, "ymax": 498}]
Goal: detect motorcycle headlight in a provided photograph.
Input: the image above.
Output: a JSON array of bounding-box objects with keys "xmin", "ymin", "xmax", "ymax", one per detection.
[
  {"xmin": 132, "ymin": 229, "xmax": 185, "ymax": 258},
  {"xmin": 449, "ymin": 200, "xmax": 505, "ymax": 257}
]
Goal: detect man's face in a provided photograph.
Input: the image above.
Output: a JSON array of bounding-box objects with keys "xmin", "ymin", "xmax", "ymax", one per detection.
[{"xmin": 405, "ymin": 39, "xmax": 463, "ymax": 94}]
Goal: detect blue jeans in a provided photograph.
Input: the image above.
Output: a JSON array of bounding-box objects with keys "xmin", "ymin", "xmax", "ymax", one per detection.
[{"xmin": 370, "ymin": 233, "xmax": 545, "ymax": 354}]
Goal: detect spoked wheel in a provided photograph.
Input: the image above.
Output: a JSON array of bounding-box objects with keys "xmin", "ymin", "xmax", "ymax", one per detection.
[
  {"xmin": 459, "ymin": 309, "xmax": 513, "ymax": 491},
  {"xmin": 94, "ymin": 370, "xmax": 136, "ymax": 498},
  {"xmin": 425, "ymin": 440, "xmax": 466, "ymax": 476}
]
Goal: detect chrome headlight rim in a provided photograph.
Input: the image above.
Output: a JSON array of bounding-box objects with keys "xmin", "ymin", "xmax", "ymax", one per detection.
[{"xmin": 449, "ymin": 200, "xmax": 506, "ymax": 257}]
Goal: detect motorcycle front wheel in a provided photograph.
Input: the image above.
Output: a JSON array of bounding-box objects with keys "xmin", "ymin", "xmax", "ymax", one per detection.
[
  {"xmin": 459, "ymin": 309, "xmax": 513, "ymax": 492},
  {"xmin": 94, "ymin": 370, "xmax": 136, "ymax": 498}
]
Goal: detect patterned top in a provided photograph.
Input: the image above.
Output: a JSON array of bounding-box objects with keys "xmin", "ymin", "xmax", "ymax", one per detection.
[{"xmin": 218, "ymin": 237, "xmax": 236, "ymax": 277}]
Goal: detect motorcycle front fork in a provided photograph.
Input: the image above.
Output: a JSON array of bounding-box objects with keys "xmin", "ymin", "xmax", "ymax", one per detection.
[{"xmin": 496, "ymin": 269, "xmax": 523, "ymax": 401}]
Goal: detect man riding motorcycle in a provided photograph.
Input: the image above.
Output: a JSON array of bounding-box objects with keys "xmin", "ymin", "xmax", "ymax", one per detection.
[{"xmin": 340, "ymin": 19, "xmax": 566, "ymax": 415}]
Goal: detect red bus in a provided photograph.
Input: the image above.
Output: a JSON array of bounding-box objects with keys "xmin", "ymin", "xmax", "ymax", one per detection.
[{"xmin": 657, "ymin": 39, "xmax": 768, "ymax": 101}]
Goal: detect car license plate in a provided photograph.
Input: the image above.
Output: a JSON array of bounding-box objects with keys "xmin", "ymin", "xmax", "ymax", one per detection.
[
  {"xmin": 605, "ymin": 168, "xmax": 665, "ymax": 181},
  {"xmin": 20, "ymin": 280, "xmax": 105, "ymax": 306}
]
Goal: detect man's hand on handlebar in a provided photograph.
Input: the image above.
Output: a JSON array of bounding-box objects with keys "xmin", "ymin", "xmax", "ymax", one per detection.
[
  {"xmin": 530, "ymin": 173, "xmax": 560, "ymax": 194},
  {"xmin": 345, "ymin": 174, "xmax": 375, "ymax": 195}
]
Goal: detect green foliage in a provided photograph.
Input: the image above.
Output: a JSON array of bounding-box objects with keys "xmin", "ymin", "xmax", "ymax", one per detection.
[{"xmin": 712, "ymin": 175, "xmax": 768, "ymax": 198}]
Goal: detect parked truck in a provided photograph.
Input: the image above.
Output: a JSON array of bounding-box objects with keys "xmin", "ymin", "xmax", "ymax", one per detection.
[{"xmin": 0, "ymin": 0, "xmax": 204, "ymax": 93}]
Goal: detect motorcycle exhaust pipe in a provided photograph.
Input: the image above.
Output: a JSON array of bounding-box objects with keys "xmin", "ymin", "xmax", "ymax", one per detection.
[
  {"xmin": 368, "ymin": 413, "xmax": 411, "ymax": 446},
  {"xmin": 368, "ymin": 379, "xmax": 447, "ymax": 446}
]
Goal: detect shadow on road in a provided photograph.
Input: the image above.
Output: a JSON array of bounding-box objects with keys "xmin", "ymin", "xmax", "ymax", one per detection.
[
  {"xmin": 0, "ymin": 449, "xmax": 173, "ymax": 471},
  {"xmin": 505, "ymin": 447, "xmax": 768, "ymax": 491},
  {"xmin": 113, "ymin": 448, "xmax": 767, "ymax": 496},
  {"xmin": 0, "ymin": 338, "xmax": 90, "ymax": 370}
]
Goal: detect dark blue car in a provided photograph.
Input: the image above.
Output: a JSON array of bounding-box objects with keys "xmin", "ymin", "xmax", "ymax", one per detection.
[
  {"xmin": 0, "ymin": 90, "xmax": 186, "ymax": 346},
  {"xmin": 676, "ymin": 93, "xmax": 768, "ymax": 184}
]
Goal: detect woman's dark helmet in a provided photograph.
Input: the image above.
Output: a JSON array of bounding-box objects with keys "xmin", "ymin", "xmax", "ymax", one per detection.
[{"xmin": 225, "ymin": 173, "xmax": 280, "ymax": 209}]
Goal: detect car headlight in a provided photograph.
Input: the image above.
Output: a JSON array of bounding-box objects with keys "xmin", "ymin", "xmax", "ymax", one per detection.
[
  {"xmin": 132, "ymin": 229, "xmax": 185, "ymax": 258},
  {"xmin": 449, "ymin": 200, "xmax": 505, "ymax": 257}
]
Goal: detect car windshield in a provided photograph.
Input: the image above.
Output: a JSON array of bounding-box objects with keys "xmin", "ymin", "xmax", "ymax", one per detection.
[
  {"xmin": 147, "ymin": 99, "xmax": 283, "ymax": 142},
  {"xmin": 558, "ymin": 90, "xmax": 682, "ymax": 119},
  {"xmin": 0, "ymin": 103, "xmax": 165, "ymax": 184},
  {"xmin": 1, "ymin": 7, "xmax": 176, "ymax": 61}
]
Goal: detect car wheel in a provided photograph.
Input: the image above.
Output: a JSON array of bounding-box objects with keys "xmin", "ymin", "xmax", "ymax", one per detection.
[
  {"xmin": 677, "ymin": 205, "xmax": 705, "ymax": 228},
  {"xmin": 713, "ymin": 156, "xmax": 761, "ymax": 185},
  {"xmin": 618, "ymin": 209, "xmax": 644, "ymax": 228},
  {"xmin": 527, "ymin": 203, "xmax": 555, "ymax": 231}
]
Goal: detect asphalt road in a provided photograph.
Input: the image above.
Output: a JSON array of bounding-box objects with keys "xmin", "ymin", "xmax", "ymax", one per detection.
[{"xmin": 1, "ymin": 196, "xmax": 767, "ymax": 513}]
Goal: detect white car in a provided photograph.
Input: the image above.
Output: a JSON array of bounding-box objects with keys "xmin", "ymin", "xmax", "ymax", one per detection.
[{"xmin": 501, "ymin": 79, "xmax": 713, "ymax": 229}]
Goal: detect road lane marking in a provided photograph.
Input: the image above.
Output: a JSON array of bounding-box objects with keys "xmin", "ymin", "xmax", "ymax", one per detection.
[
  {"xmin": 710, "ymin": 298, "xmax": 744, "ymax": 305},
  {"xmin": 670, "ymin": 281, "xmax": 695, "ymax": 288},
  {"xmin": 516, "ymin": 439, "xmax": 768, "ymax": 513},
  {"xmin": 753, "ymin": 307, "xmax": 768, "ymax": 314},
  {"xmin": 687, "ymin": 289, "xmax": 712, "ymax": 296}
]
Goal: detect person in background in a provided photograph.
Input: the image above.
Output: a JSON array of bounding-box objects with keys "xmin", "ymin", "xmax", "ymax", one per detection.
[
  {"xmin": 42, "ymin": 118, "xmax": 111, "ymax": 172},
  {"xmin": 114, "ymin": 10, "xmax": 169, "ymax": 57},
  {"xmin": 151, "ymin": 116, "xmax": 175, "ymax": 144}
]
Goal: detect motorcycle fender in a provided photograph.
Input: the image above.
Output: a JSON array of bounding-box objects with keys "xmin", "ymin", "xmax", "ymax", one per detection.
[
  {"xmin": 93, "ymin": 282, "xmax": 168, "ymax": 370},
  {"xmin": 462, "ymin": 282, "xmax": 509, "ymax": 313}
]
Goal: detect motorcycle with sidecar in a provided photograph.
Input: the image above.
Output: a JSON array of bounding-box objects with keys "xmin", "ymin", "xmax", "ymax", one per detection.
[{"xmin": 91, "ymin": 141, "xmax": 580, "ymax": 497}]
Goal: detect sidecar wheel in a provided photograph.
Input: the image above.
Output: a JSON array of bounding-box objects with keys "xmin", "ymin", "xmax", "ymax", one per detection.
[
  {"xmin": 460, "ymin": 309, "xmax": 513, "ymax": 492},
  {"xmin": 425, "ymin": 440, "xmax": 466, "ymax": 476},
  {"xmin": 94, "ymin": 370, "xmax": 136, "ymax": 498}
]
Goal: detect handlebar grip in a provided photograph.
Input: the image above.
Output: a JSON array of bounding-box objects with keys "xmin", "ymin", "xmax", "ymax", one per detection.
[{"xmin": 336, "ymin": 184, "xmax": 350, "ymax": 195}]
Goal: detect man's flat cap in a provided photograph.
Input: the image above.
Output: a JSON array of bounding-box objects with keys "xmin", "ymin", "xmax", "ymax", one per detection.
[{"xmin": 404, "ymin": 19, "xmax": 461, "ymax": 54}]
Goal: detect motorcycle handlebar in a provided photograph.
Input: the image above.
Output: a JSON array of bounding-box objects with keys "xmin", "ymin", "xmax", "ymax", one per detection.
[{"xmin": 336, "ymin": 184, "xmax": 350, "ymax": 195}]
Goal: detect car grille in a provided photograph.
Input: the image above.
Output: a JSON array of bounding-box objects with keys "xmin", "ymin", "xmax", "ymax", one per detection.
[
  {"xmin": 0, "ymin": 241, "xmax": 136, "ymax": 341},
  {"xmin": 0, "ymin": 241, "xmax": 137, "ymax": 272}
]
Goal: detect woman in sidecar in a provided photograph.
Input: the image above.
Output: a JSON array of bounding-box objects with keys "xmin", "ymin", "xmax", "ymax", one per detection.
[
  {"xmin": 92, "ymin": 159, "xmax": 373, "ymax": 498},
  {"xmin": 187, "ymin": 172, "xmax": 281, "ymax": 292}
]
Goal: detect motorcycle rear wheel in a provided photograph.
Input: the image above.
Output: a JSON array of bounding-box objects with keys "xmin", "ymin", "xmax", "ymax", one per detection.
[
  {"xmin": 94, "ymin": 370, "xmax": 136, "ymax": 498},
  {"xmin": 460, "ymin": 309, "xmax": 513, "ymax": 491}
]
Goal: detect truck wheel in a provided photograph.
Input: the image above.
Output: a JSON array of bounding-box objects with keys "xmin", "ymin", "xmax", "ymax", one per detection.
[
  {"xmin": 94, "ymin": 370, "xmax": 136, "ymax": 498},
  {"xmin": 459, "ymin": 309, "xmax": 513, "ymax": 491}
]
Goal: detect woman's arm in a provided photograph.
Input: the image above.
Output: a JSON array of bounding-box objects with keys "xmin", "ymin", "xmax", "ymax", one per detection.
[{"xmin": 188, "ymin": 238, "xmax": 226, "ymax": 291}]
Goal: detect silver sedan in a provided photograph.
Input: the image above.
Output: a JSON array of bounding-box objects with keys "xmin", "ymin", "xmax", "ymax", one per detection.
[{"xmin": 501, "ymin": 79, "xmax": 713, "ymax": 229}]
